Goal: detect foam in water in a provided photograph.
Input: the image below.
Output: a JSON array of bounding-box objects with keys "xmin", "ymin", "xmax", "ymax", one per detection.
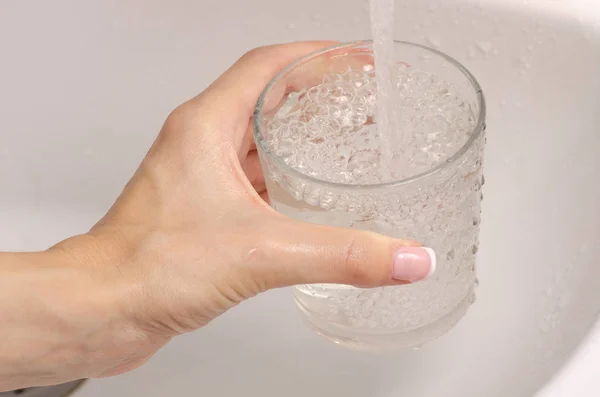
[
  {"xmin": 266, "ymin": 64, "xmax": 475, "ymax": 185},
  {"xmin": 369, "ymin": 0, "xmax": 396, "ymax": 170}
]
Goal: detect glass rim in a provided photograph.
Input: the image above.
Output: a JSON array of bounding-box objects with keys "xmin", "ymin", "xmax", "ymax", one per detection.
[{"xmin": 253, "ymin": 40, "xmax": 487, "ymax": 191}]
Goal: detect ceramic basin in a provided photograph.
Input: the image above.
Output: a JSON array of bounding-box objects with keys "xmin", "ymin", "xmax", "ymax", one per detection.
[{"xmin": 1, "ymin": 0, "xmax": 599, "ymax": 396}]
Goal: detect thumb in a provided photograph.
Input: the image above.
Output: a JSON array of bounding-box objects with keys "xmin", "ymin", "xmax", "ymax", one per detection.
[{"xmin": 246, "ymin": 216, "xmax": 437, "ymax": 291}]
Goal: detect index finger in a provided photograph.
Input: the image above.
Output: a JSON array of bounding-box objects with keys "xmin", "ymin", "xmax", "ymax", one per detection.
[
  {"xmin": 200, "ymin": 42, "xmax": 374, "ymax": 139},
  {"xmin": 200, "ymin": 41, "xmax": 338, "ymax": 135}
]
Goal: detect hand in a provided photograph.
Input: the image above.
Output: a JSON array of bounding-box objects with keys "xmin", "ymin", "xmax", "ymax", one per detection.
[{"xmin": 28, "ymin": 41, "xmax": 436, "ymax": 385}]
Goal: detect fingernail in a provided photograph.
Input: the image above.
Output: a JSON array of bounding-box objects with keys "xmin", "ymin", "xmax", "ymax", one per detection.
[{"xmin": 392, "ymin": 247, "xmax": 437, "ymax": 282}]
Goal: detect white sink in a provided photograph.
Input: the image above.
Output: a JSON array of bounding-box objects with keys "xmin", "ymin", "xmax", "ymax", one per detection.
[{"xmin": 1, "ymin": 0, "xmax": 599, "ymax": 396}]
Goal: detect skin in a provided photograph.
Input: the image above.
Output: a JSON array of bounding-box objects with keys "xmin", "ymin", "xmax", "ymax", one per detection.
[{"xmin": 0, "ymin": 41, "xmax": 433, "ymax": 391}]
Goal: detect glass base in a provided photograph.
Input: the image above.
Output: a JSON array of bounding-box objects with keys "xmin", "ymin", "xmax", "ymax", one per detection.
[{"xmin": 294, "ymin": 286, "xmax": 475, "ymax": 351}]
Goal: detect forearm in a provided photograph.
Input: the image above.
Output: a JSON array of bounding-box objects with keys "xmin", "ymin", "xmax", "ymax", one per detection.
[{"xmin": 0, "ymin": 237, "xmax": 153, "ymax": 391}]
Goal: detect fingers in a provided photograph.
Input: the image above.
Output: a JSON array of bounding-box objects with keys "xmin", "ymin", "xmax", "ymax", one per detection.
[
  {"xmin": 194, "ymin": 41, "xmax": 374, "ymax": 150},
  {"xmin": 241, "ymin": 151, "xmax": 265, "ymax": 193},
  {"xmin": 156, "ymin": 41, "xmax": 374, "ymax": 170},
  {"xmin": 243, "ymin": 215, "xmax": 436, "ymax": 291},
  {"xmin": 199, "ymin": 41, "xmax": 339, "ymax": 137},
  {"xmin": 259, "ymin": 190, "xmax": 269, "ymax": 204},
  {"xmin": 259, "ymin": 46, "xmax": 375, "ymax": 114}
]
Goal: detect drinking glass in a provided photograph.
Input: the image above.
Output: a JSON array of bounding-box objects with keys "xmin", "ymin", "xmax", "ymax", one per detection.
[{"xmin": 253, "ymin": 41, "xmax": 486, "ymax": 350}]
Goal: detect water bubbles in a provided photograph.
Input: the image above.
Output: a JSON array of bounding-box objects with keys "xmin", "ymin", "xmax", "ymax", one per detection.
[
  {"xmin": 264, "ymin": 64, "xmax": 483, "ymax": 326},
  {"xmin": 476, "ymin": 40, "xmax": 493, "ymax": 54},
  {"xmin": 304, "ymin": 187, "xmax": 321, "ymax": 206},
  {"xmin": 467, "ymin": 41, "xmax": 498, "ymax": 60},
  {"xmin": 351, "ymin": 113, "xmax": 369, "ymax": 126},
  {"xmin": 426, "ymin": 36, "xmax": 442, "ymax": 48},
  {"xmin": 273, "ymin": 136, "xmax": 295, "ymax": 158},
  {"xmin": 348, "ymin": 150, "xmax": 380, "ymax": 177},
  {"xmin": 322, "ymin": 72, "xmax": 341, "ymax": 85},
  {"xmin": 319, "ymin": 191, "xmax": 336, "ymax": 210},
  {"xmin": 446, "ymin": 249, "xmax": 456, "ymax": 260},
  {"xmin": 305, "ymin": 86, "xmax": 322, "ymax": 102},
  {"xmin": 354, "ymin": 79, "xmax": 367, "ymax": 89},
  {"xmin": 467, "ymin": 45, "xmax": 478, "ymax": 59}
]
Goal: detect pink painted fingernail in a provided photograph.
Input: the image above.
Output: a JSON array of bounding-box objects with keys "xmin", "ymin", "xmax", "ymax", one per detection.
[{"xmin": 392, "ymin": 247, "xmax": 436, "ymax": 282}]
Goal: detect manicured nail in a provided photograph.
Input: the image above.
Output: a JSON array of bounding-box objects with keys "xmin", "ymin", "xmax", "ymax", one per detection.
[{"xmin": 392, "ymin": 247, "xmax": 437, "ymax": 282}]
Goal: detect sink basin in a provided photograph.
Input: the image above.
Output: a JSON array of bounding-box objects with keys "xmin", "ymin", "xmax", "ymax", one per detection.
[{"xmin": 1, "ymin": 0, "xmax": 599, "ymax": 396}]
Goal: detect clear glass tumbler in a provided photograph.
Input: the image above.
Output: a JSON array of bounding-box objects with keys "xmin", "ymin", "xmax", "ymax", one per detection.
[{"xmin": 253, "ymin": 41, "xmax": 486, "ymax": 350}]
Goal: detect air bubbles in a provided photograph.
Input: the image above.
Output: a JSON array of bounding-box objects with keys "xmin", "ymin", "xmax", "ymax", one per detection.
[{"xmin": 266, "ymin": 63, "xmax": 477, "ymax": 188}]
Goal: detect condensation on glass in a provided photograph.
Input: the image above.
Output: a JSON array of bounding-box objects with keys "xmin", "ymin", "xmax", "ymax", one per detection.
[{"xmin": 253, "ymin": 41, "xmax": 486, "ymax": 350}]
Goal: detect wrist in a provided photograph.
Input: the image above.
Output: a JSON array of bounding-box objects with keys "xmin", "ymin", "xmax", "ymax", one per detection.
[
  {"xmin": 0, "ymin": 237, "xmax": 145, "ymax": 389},
  {"xmin": 43, "ymin": 231, "xmax": 164, "ymax": 379}
]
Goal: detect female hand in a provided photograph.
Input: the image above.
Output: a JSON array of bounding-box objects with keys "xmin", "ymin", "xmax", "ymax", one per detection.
[{"xmin": 0, "ymin": 41, "xmax": 435, "ymax": 390}]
